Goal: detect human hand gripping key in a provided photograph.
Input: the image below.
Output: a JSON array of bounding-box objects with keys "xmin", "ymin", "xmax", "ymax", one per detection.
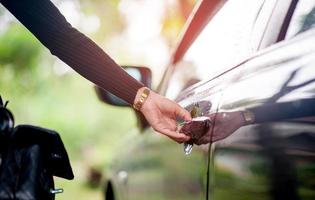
[
  {"xmin": 133, "ymin": 87, "xmax": 192, "ymax": 143},
  {"xmin": 133, "ymin": 87, "xmax": 254, "ymax": 146}
]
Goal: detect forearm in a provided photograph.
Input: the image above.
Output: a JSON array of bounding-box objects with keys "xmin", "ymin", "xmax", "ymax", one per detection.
[{"xmin": 1, "ymin": 0, "xmax": 143, "ymax": 104}]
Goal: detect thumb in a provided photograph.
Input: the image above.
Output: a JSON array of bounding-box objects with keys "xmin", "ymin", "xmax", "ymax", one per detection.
[{"xmin": 175, "ymin": 104, "xmax": 191, "ymax": 121}]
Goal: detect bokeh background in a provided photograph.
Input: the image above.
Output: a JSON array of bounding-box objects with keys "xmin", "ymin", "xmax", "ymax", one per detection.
[{"xmin": 0, "ymin": 0, "xmax": 196, "ymax": 199}]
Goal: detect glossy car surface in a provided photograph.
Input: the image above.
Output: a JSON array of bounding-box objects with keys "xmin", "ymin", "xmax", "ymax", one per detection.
[{"xmin": 101, "ymin": 0, "xmax": 315, "ymax": 200}]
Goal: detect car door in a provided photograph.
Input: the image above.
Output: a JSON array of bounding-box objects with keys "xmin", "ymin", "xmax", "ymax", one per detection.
[
  {"xmin": 160, "ymin": 0, "xmax": 298, "ymax": 200},
  {"xmin": 213, "ymin": 1, "xmax": 315, "ymax": 200},
  {"xmin": 108, "ymin": 0, "xmax": 304, "ymax": 200}
]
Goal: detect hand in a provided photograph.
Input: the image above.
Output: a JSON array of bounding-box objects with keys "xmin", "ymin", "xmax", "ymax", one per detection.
[
  {"xmin": 136, "ymin": 88, "xmax": 192, "ymax": 143},
  {"xmin": 195, "ymin": 111, "xmax": 246, "ymax": 145}
]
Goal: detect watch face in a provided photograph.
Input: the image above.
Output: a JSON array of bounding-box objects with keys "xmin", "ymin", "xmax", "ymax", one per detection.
[{"xmin": 0, "ymin": 107, "xmax": 14, "ymax": 136}]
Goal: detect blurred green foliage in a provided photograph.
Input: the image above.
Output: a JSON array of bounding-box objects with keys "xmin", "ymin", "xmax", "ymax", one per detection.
[
  {"xmin": 0, "ymin": 16, "xmax": 135, "ymax": 200},
  {"xmin": 0, "ymin": 0, "xmax": 196, "ymax": 199},
  {"xmin": 0, "ymin": 24, "xmax": 41, "ymax": 71},
  {"xmin": 0, "ymin": 22, "xmax": 136, "ymax": 159},
  {"xmin": 78, "ymin": 0, "xmax": 124, "ymax": 43}
]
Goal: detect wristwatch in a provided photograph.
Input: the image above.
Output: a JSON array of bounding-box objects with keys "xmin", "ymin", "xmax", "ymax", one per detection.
[
  {"xmin": 242, "ymin": 110, "xmax": 255, "ymax": 125},
  {"xmin": 133, "ymin": 87, "xmax": 150, "ymax": 111}
]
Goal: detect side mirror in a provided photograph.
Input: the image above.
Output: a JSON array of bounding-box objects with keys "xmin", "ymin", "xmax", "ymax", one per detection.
[{"xmin": 95, "ymin": 66, "xmax": 152, "ymax": 107}]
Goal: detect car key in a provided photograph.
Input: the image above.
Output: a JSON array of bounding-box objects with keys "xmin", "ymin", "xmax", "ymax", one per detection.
[
  {"xmin": 177, "ymin": 121, "xmax": 194, "ymax": 155},
  {"xmin": 179, "ymin": 116, "xmax": 212, "ymax": 155},
  {"xmin": 179, "ymin": 104, "xmax": 200, "ymax": 155},
  {"xmin": 184, "ymin": 143, "xmax": 193, "ymax": 155},
  {"xmin": 178, "ymin": 102, "xmax": 212, "ymax": 155}
]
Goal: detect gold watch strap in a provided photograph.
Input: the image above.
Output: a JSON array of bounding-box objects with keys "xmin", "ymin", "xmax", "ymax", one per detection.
[
  {"xmin": 242, "ymin": 110, "xmax": 255, "ymax": 125},
  {"xmin": 133, "ymin": 87, "xmax": 150, "ymax": 111}
]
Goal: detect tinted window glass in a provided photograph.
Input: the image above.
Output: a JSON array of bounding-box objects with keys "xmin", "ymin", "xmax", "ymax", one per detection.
[
  {"xmin": 165, "ymin": 0, "xmax": 272, "ymax": 99},
  {"xmin": 286, "ymin": 0, "xmax": 315, "ymax": 39}
]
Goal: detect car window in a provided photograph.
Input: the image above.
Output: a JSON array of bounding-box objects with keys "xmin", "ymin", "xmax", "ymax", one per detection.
[
  {"xmin": 165, "ymin": 0, "xmax": 274, "ymax": 100},
  {"xmin": 285, "ymin": 0, "xmax": 315, "ymax": 39}
]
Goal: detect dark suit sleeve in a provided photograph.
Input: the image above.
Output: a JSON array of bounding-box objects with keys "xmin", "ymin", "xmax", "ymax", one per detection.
[
  {"xmin": 0, "ymin": 0, "xmax": 143, "ymax": 105},
  {"xmin": 249, "ymin": 98, "xmax": 315, "ymax": 124}
]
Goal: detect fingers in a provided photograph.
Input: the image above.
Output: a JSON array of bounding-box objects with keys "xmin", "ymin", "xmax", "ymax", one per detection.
[
  {"xmin": 141, "ymin": 93, "xmax": 191, "ymax": 143},
  {"xmin": 174, "ymin": 104, "xmax": 191, "ymax": 121},
  {"xmin": 154, "ymin": 126, "xmax": 190, "ymax": 143},
  {"xmin": 154, "ymin": 93, "xmax": 191, "ymax": 121}
]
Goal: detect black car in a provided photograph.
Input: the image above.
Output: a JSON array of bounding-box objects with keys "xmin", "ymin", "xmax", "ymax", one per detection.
[{"xmin": 97, "ymin": 0, "xmax": 315, "ymax": 200}]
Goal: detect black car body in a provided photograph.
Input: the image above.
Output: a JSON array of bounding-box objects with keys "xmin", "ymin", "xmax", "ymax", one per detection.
[{"xmin": 99, "ymin": 0, "xmax": 315, "ymax": 200}]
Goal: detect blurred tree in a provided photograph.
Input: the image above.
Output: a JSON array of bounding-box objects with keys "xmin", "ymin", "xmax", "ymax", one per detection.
[
  {"xmin": 78, "ymin": 0, "xmax": 124, "ymax": 43},
  {"xmin": 0, "ymin": 24, "xmax": 42, "ymax": 72},
  {"xmin": 161, "ymin": 0, "xmax": 197, "ymax": 46},
  {"xmin": 0, "ymin": 1, "xmax": 198, "ymax": 199}
]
